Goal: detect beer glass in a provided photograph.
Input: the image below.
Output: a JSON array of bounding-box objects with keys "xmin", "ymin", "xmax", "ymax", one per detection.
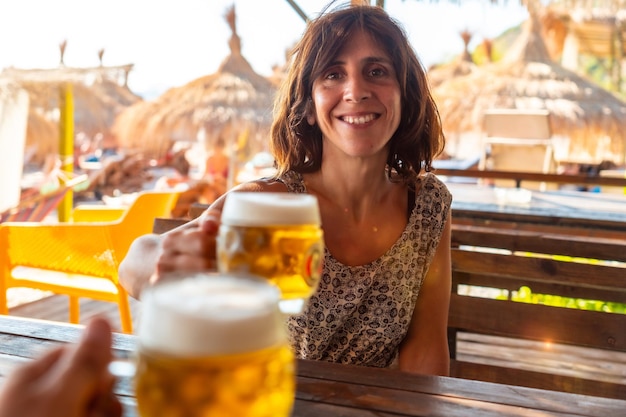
[
  {"xmin": 217, "ymin": 192, "xmax": 324, "ymax": 314},
  {"xmin": 128, "ymin": 273, "xmax": 295, "ymax": 417}
]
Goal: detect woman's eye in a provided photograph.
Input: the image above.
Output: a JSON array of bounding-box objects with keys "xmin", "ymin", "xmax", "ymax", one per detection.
[
  {"xmin": 369, "ymin": 67, "xmax": 386, "ymax": 77},
  {"xmin": 324, "ymin": 71, "xmax": 342, "ymax": 80}
]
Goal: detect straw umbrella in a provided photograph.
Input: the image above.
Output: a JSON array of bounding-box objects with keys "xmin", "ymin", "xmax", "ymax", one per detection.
[
  {"xmin": 112, "ymin": 5, "xmax": 277, "ymax": 167},
  {"xmin": 432, "ymin": 6, "xmax": 626, "ymax": 165},
  {"xmin": 427, "ymin": 30, "xmax": 477, "ymax": 88},
  {"xmin": 2, "ymin": 65, "xmax": 141, "ymax": 165}
]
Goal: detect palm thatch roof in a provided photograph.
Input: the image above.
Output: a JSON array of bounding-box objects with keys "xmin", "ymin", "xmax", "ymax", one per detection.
[
  {"xmin": 1, "ymin": 64, "xmax": 141, "ymax": 165},
  {"xmin": 112, "ymin": 6, "xmax": 276, "ymax": 161},
  {"xmin": 427, "ymin": 30, "xmax": 477, "ymax": 88},
  {"xmin": 432, "ymin": 9, "xmax": 626, "ymax": 165}
]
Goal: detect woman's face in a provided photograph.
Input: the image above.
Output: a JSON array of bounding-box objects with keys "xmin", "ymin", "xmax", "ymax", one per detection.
[{"xmin": 309, "ymin": 29, "xmax": 401, "ymax": 161}]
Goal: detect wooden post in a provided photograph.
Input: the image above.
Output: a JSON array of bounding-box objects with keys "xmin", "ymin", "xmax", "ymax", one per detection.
[
  {"xmin": 614, "ymin": 22, "xmax": 623, "ymax": 94},
  {"xmin": 284, "ymin": 0, "xmax": 308, "ymax": 22},
  {"xmin": 58, "ymin": 83, "xmax": 74, "ymax": 222}
]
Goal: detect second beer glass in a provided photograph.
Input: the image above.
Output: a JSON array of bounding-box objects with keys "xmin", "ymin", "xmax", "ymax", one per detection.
[
  {"xmin": 217, "ymin": 192, "xmax": 324, "ymax": 314},
  {"xmin": 134, "ymin": 273, "xmax": 295, "ymax": 417}
]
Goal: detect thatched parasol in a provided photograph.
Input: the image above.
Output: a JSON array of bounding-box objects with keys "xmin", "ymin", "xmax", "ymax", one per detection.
[
  {"xmin": 112, "ymin": 5, "xmax": 276, "ymax": 162},
  {"xmin": 432, "ymin": 8, "xmax": 626, "ymax": 165},
  {"xmin": 427, "ymin": 30, "xmax": 477, "ymax": 88},
  {"xmin": 2, "ymin": 62, "xmax": 141, "ymax": 165}
]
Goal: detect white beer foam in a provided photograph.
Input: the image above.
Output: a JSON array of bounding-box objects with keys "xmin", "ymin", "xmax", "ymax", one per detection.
[
  {"xmin": 221, "ymin": 192, "xmax": 321, "ymax": 226},
  {"xmin": 139, "ymin": 273, "xmax": 285, "ymax": 356}
]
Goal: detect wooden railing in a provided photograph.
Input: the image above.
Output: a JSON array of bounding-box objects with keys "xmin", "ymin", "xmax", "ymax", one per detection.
[
  {"xmin": 452, "ymin": 208, "xmax": 626, "ymax": 240},
  {"xmin": 435, "ymin": 168, "xmax": 626, "ymax": 189},
  {"xmin": 449, "ymin": 223, "xmax": 626, "ymax": 399}
]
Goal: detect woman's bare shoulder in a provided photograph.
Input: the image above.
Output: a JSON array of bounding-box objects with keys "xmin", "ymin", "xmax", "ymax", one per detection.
[
  {"xmin": 233, "ymin": 178, "xmax": 288, "ymax": 193},
  {"xmin": 204, "ymin": 178, "xmax": 288, "ymax": 216}
]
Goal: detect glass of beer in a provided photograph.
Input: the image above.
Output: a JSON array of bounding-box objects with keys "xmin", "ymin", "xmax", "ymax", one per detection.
[
  {"xmin": 217, "ymin": 192, "xmax": 324, "ymax": 314},
  {"xmin": 132, "ymin": 273, "xmax": 295, "ymax": 417}
]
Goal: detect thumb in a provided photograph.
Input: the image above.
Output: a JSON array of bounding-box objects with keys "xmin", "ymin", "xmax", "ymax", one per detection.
[{"xmin": 56, "ymin": 317, "xmax": 113, "ymax": 397}]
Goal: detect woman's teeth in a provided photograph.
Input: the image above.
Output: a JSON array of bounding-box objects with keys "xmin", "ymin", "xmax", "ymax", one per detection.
[{"xmin": 343, "ymin": 114, "xmax": 375, "ymax": 125}]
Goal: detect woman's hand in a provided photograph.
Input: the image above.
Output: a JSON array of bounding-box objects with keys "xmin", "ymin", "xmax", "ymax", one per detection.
[
  {"xmin": 120, "ymin": 182, "xmax": 274, "ymax": 299},
  {"xmin": 156, "ymin": 211, "xmax": 221, "ymax": 276},
  {"xmin": 120, "ymin": 197, "xmax": 228, "ymax": 299},
  {"xmin": 0, "ymin": 317, "xmax": 122, "ymax": 417}
]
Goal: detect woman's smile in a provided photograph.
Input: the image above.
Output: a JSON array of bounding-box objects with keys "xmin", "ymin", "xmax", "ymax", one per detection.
[{"xmin": 340, "ymin": 113, "xmax": 379, "ymax": 125}]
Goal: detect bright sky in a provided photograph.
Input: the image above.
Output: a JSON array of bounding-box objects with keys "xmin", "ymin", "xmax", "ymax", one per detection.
[{"xmin": 0, "ymin": 0, "xmax": 528, "ymax": 98}]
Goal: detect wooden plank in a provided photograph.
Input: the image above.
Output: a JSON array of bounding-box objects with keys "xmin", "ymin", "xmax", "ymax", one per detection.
[
  {"xmin": 452, "ymin": 250, "xmax": 626, "ymax": 292},
  {"xmin": 296, "ymin": 360, "xmax": 626, "ymax": 416},
  {"xmin": 152, "ymin": 217, "xmax": 188, "ymax": 234},
  {"xmin": 0, "ymin": 315, "xmax": 137, "ymax": 352},
  {"xmin": 450, "ymin": 360, "xmax": 626, "ymax": 399},
  {"xmin": 437, "ymin": 168, "xmax": 626, "ymax": 188},
  {"xmin": 9, "ymin": 294, "xmax": 143, "ymax": 335},
  {"xmin": 448, "ymin": 295, "xmax": 626, "ymax": 351},
  {"xmin": 293, "ymin": 400, "xmax": 401, "ymax": 417},
  {"xmin": 296, "ymin": 376, "xmax": 544, "ymax": 417},
  {"xmin": 456, "ymin": 332, "xmax": 626, "ymax": 384},
  {"xmin": 189, "ymin": 202, "xmax": 210, "ymax": 219},
  {"xmin": 453, "ymin": 208, "xmax": 626, "ymax": 240},
  {"xmin": 451, "ymin": 224, "xmax": 626, "ymax": 263},
  {"xmin": 454, "ymin": 271, "xmax": 626, "ymax": 303}
]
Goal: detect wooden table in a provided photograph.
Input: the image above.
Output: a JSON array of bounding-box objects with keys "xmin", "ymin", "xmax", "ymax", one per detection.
[
  {"xmin": 447, "ymin": 182, "xmax": 626, "ymax": 222},
  {"xmin": 0, "ymin": 316, "xmax": 624, "ymax": 416}
]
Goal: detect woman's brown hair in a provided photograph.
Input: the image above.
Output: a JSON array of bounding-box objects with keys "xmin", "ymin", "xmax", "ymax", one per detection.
[{"xmin": 270, "ymin": 3, "xmax": 445, "ymax": 183}]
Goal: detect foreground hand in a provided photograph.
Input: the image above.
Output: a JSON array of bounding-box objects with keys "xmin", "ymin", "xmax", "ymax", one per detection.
[{"xmin": 0, "ymin": 317, "xmax": 122, "ymax": 417}]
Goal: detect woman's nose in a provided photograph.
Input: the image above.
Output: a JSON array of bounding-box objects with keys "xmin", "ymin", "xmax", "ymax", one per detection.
[{"xmin": 343, "ymin": 76, "xmax": 371, "ymax": 103}]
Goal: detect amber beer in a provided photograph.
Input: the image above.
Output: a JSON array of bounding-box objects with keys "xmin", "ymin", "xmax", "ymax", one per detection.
[
  {"xmin": 134, "ymin": 274, "xmax": 295, "ymax": 417},
  {"xmin": 217, "ymin": 192, "xmax": 324, "ymax": 314}
]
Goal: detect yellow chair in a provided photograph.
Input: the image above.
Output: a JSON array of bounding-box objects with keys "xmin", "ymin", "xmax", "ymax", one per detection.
[
  {"xmin": 71, "ymin": 205, "xmax": 128, "ymax": 223},
  {"xmin": 0, "ymin": 190, "xmax": 180, "ymax": 333}
]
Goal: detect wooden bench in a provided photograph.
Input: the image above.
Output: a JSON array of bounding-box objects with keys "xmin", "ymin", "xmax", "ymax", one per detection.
[{"xmin": 448, "ymin": 223, "xmax": 626, "ymax": 399}]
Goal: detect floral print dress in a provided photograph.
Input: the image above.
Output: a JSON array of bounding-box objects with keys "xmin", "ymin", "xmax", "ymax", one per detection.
[{"xmin": 281, "ymin": 171, "xmax": 452, "ymax": 367}]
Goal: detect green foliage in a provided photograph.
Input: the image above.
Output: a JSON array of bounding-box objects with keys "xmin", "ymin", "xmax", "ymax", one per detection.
[
  {"xmin": 579, "ymin": 55, "xmax": 626, "ymax": 100},
  {"xmin": 511, "ymin": 285, "xmax": 626, "ymax": 314}
]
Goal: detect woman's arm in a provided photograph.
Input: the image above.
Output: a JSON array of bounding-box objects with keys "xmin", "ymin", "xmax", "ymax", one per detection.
[
  {"xmin": 118, "ymin": 179, "xmax": 288, "ymax": 299},
  {"xmin": 118, "ymin": 213, "xmax": 215, "ymax": 299},
  {"xmin": 118, "ymin": 232, "xmax": 166, "ymax": 299},
  {"xmin": 397, "ymin": 214, "xmax": 452, "ymax": 376}
]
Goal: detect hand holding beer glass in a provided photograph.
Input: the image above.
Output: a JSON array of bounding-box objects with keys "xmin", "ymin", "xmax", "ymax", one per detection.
[
  {"xmin": 113, "ymin": 273, "xmax": 295, "ymax": 417},
  {"xmin": 217, "ymin": 192, "xmax": 324, "ymax": 314}
]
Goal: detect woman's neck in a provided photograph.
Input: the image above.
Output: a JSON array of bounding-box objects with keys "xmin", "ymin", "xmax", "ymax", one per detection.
[{"xmin": 303, "ymin": 167, "xmax": 402, "ymax": 223}]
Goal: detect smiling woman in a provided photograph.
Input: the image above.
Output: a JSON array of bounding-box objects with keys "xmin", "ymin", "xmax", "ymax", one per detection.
[{"xmin": 120, "ymin": 3, "xmax": 453, "ymax": 377}]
